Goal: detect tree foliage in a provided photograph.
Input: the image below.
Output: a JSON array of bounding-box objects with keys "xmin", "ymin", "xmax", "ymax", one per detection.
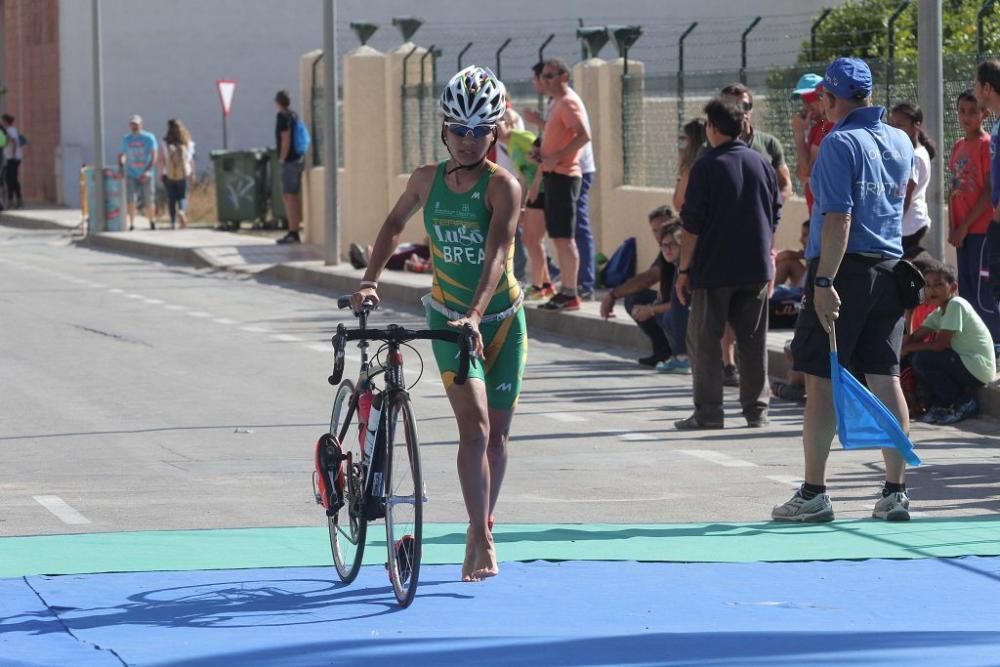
[{"xmin": 802, "ymin": 0, "xmax": 1000, "ymax": 65}]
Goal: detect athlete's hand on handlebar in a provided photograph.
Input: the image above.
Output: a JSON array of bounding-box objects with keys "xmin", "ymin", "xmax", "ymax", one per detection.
[
  {"xmin": 447, "ymin": 314, "xmax": 484, "ymax": 360},
  {"xmin": 349, "ymin": 287, "xmax": 380, "ymax": 313}
]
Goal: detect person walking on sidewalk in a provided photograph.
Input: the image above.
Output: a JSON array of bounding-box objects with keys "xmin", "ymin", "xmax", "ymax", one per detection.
[
  {"xmin": 534, "ymin": 58, "xmax": 591, "ymax": 312},
  {"xmin": 575, "ymin": 101, "xmax": 597, "ymax": 300},
  {"xmin": 274, "ymin": 90, "xmax": 305, "ymax": 244},
  {"xmin": 351, "ymin": 66, "xmax": 524, "ymax": 583},
  {"xmin": 772, "ymin": 57, "xmax": 915, "ymax": 523},
  {"xmin": 158, "ymin": 119, "xmax": 193, "ymax": 230},
  {"xmin": 674, "ymin": 97, "xmax": 781, "ymax": 430},
  {"xmin": 118, "ymin": 115, "xmax": 158, "ymax": 231},
  {"xmin": 1, "ymin": 114, "xmax": 21, "ymax": 208}
]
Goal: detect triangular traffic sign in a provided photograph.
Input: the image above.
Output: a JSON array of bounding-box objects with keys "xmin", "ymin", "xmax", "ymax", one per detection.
[{"xmin": 217, "ymin": 80, "xmax": 237, "ymax": 116}]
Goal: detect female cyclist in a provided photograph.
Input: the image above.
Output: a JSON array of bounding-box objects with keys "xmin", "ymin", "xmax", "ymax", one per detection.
[{"xmin": 351, "ymin": 66, "xmax": 525, "ymax": 582}]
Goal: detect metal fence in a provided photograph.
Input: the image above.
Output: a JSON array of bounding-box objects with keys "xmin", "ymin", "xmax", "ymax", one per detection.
[
  {"xmin": 622, "ymin": 53, "xmax": 996, "ymax": 196},
  {"xmin": 309, "ymin": 56, "xmax": 344, "ymax": 168}
]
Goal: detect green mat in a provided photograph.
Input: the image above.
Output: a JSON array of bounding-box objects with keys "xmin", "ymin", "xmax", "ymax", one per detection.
[{"xmin": 2, "ymin": 519, "xmax": 999, "ymax": 578}]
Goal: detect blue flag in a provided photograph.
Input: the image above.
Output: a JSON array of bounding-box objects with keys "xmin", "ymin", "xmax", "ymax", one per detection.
[{"xmin": 829, "ymin": 350, "xmax": 921, "ymax": 466}]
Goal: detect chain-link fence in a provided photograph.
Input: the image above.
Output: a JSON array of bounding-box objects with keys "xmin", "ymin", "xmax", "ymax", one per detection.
[
  {"xmin": 622, "ymin": 53, "xmax": 998, "ymax": 197},
  {"xmin": 309, "ymin": 58, "xmax": 344, "ymax": 168}
]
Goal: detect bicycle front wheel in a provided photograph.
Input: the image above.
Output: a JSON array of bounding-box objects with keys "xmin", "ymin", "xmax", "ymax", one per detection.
[
  {"xmin": 328, "ymin": 379, "xmax": 366, "ymax": 583},
  {"xmin": 383, "ymin": 392, "xmax": 423, "ymax": 607}
]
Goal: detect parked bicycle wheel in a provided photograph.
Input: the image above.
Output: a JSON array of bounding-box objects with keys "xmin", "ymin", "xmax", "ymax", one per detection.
[
  {"xmin": 328, "ymin": 379, "xmax": 366, "ymax": 583},
  {"xmin": 384, "ymin": 392, "xmax": 423, "ymax": 607}
]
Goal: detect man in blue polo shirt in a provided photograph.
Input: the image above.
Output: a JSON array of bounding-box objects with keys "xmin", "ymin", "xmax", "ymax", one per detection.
[{"xmin": 772, "ymin": 58, "xmax": 915, "ymax": 523}]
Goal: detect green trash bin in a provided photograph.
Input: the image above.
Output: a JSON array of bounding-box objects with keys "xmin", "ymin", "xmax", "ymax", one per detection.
[
  {"xmin": 210, "ymin": 149, "xmax": 269, "ymax": 231},
  {"xmin": 267, "ymin": 149, "xmax": 287, "ymax": 229}
]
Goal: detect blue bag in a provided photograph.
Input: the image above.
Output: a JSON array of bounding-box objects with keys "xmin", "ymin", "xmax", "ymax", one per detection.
[
  {"xmin": 599, "ymin": 237, "xmax": 637, "ymax": 288},
  {"xmin": 292, "ymin": 116, "xmax": 310, "ymax": 156}
]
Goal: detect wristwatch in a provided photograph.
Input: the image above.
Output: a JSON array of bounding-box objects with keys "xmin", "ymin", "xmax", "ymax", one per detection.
[{"xmin": 814, "ymin": 276, "xmax": 834, "ymax": 288}]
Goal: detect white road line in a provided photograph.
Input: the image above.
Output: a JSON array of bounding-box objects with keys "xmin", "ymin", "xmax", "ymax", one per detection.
[
  {"xmin": 213, "ymin": 318, "xmax": 237, "ymax": 325},
  {"xmin": 305, "ymin": 343, "xmax": 331, "ymax": 353},
  {"xmin": 108, "ymin": 288, "xmax": 125, "ymax": 294},
  {"xmin": 32, "ymin": 495, "xmax": 91, "ymax": 525},
  {"xmin": 144, "ymin": 298, "xmax": 164, "ymax": 305},
  {"xmin": 241, "ymin": 326, "xmax": 269, "ymax": 333},
  {"xmin": 165, "ymin": 305, "xmax": 186, "ymax": 311},
  {"xmin": 619, "ymin": 432, "xmax": 657, "ymax": 441},
  {"xmin": 766, "ymin": 475, "xmax": 803, "ymax": 486},
  {"xmin": 270, "ymin": 333, "xmax": 304, "ymax": 343},
  {"xmin": 677, "ymin": 450, "xmax": 758, "ymax": 468},
  {"xmin": 126, "ymin": 293, "xmax": 144, "ymax": 300},
  {"xmin": 543, "ymin": 412, "xmax": 588, "ymax": 423},
  {"xmin": 186, "ymin": 311, "xmax": 212, "ymax": 318}
]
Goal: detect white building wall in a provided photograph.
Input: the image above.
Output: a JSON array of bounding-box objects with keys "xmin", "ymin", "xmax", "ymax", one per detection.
[{"xmin": 58, "ymin": 0, "xmax": 833, "ymax": 206}]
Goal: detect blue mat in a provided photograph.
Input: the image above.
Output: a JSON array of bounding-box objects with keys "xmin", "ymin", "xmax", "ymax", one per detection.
[{"xmin": 3, "ymin": 559, "xmax": 1000, "ymax": 666}]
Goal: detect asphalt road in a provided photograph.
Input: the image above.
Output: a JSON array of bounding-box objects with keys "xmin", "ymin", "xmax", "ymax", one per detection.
[{"xmin": 2, "ymin": 226, "xmax": 998, "ymax": 537}]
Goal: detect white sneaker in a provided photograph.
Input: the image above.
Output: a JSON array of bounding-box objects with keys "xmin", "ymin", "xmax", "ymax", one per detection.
[
  {"xmin": 771, "ymin": 489, "xmax": 835, "ymax": 523},
  {"xmin": 872, "ymin": 491, "xmax": 910, "ymax": 521}
]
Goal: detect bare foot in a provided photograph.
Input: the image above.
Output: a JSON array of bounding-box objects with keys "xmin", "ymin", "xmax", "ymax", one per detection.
[
  {"xmin": 461, "ymin": 525, "xmax": 476, "ymax": 582},
  {"xmin": 469, "ymin": 533, "xmax": 499, "ymax": 581}
]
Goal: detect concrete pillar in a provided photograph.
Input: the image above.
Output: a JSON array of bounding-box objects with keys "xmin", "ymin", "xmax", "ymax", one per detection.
[
  {"xmin": 574, "ymin": 58, "xmax": 607, "ymax": 252},
  {"xmin": 342, "ymin": 45, "xmax": 389, "ymax": 251}
]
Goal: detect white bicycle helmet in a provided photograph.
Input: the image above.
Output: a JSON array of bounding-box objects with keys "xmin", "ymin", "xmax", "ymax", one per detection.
[{"xmin": 440, "ymin": 65, "xmax": 506, "ymax": 126}]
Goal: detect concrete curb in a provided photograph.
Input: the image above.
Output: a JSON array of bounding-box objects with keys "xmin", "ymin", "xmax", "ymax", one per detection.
[{"xmin": 80, "ymin": 233, "xmax": 215, "ymax": 269}]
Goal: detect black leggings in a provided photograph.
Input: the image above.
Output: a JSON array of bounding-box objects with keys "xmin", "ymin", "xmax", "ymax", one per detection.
[{"xmin": 5, "ymin": 159, "xmax": 21, "ymax": 203}]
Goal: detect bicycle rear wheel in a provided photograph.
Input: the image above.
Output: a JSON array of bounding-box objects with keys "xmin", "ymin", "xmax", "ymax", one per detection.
[
  {"xmin": 383, "ymin": 392, "xmax": 423, "ymax": 607},
  {"xmin": 328, "ymin": 379, "xmax": 366, "ymax": 583}
]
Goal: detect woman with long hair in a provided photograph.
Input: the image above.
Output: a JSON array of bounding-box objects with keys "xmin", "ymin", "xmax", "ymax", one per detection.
[
  {"xmin": 672, "ymin": 117, "xmax": 707, "ymax": 212},
  {"xmin": 890, "ymin": 102, "xmax": 937, "ymax": 255},
  {"xmin": 159, "ymin": 118, "xmax": 194, "ymax": 229}
]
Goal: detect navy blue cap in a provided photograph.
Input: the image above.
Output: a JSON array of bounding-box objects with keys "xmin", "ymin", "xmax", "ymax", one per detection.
[{"xmin": 824, "ymin": 57, "xmax": 873, "ymax": 99}]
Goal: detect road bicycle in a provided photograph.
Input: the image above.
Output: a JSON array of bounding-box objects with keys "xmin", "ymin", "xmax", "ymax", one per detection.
[{"xmin": 312, "ymin": 296, "xmax": 474, "ymax": 607}]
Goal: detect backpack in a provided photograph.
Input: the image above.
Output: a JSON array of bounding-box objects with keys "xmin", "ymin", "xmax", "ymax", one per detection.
[
  {"xmin": 292, "ymin": 114, "xmax": 310, "ymax": 156},
  {"xmin": 17, "ymin": 133, "xmax": 27, "ymax": 147},
  {"xmin": 599, "ymin": 237, "xmax": 637, "ymax": 288},
  {"xmin": 166, "ymin": 143, "xmax": 187, "ymax": 180}
]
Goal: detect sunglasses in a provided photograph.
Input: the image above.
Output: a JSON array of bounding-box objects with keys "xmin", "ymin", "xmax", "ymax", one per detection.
[
  {"xmin": 541, "ymin": 72, "xmax": 560, "ymax": 80},
  {"xmin": 742, "ymin": 101, "xmax": 753, "ymax": 111},
  {"xmin": 445, "ymin": 122, "xmax": 495, "ymax": 138}
]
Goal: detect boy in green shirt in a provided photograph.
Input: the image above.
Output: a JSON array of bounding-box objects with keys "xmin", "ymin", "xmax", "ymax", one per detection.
[{"xmin": 903, "ymin": 264, "xmax": 998, "ymax": 424}]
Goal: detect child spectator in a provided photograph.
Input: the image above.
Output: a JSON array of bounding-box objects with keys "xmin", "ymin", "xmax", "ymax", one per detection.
[
  {"xmin": 903, "ymin": 265, "xmax": 997, "ymax": 424},
  {"xmin": 653, "ymin": 223, "xmax": 691, "ymax": 374},
  {"xmin": 947, "ymin": 89, "xmax": 1000, "ymax": 342},
  {"xmin": 890, "ymin": 102, "xmax": 936, "ymax": 256}
]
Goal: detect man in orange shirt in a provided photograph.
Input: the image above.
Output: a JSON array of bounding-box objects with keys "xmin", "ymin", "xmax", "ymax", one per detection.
[{"xmin": 534, "ymin": 58, "xmax": 591, "ymax": 311}]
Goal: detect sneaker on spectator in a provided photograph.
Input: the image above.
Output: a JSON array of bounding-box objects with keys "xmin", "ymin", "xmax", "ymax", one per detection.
[
  {"xmin": 916, "ymin": 405, "xmax": 950, "ymax": 424},
  {"xmin": 936, "ymin": 398, "xmax": 978, "ymax": 425},
  {"xmin": 639, "ymin": 354, "xmax": 669, "ymax": 368},
  {"xmin": 578, "ymin": 289, "xmax": 594, "ymax": 301},
  {"xmin": 872, "ymin": 490, "xmax": 910, "ymax": 521},
  {"xmin": 771, "ymin": 487, "xmax": 834, "ymax": 523},
  {"xmin": 656, "ymin": 357, "xmax": 692, "ymax": 374},
  {"xmin": 276, "ymin": 231, "xmax": 301, "ymax": 245},
  {"xmin": 723, "ymin": 364, "xmax": 740, "ymax": 387},
  {"xmin": 538, "ymin": 293, "xmax": 581, "ymax": 311},
  {"xmin": 524, "ymin": 283, "xmax": 556, "ymax": 301}
]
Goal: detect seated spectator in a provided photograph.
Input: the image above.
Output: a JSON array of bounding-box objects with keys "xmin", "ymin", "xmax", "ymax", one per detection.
[
  {"xmin": 899, "ymin": 254, "xmax": 941, "ymax": 416},
  {"xmin": 652, "ymin": 224, "xmax": 690, "ymax": 374},
  {"xmin": 903, "ymin": 264, "xmax": 997, "ymax": 424},
  {"xmin": 774, "ymin": 220, "xmax": 809, "ymax": 289},
  {"xmin": 600, "ymin": 205, "xmax": 677, "ymax": 366}
]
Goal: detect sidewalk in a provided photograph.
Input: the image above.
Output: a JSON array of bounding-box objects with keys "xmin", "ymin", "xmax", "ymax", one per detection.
[{"xmin": 5, "ymin": 207, "xmax": 999, "ymax": 415}]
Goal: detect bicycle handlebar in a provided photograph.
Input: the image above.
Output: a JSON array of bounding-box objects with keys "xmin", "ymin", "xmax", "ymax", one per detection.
[{"xmin": 328, "ymin": 296, "xmax": 476, "ymax": 386}]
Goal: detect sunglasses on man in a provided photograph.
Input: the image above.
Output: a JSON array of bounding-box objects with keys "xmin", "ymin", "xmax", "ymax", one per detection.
[{"xmin": 444, "ymin": 122, "xmax": 496, "ymax": 138}]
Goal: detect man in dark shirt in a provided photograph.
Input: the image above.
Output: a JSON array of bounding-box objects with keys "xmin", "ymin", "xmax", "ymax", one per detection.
[
  {"xmin": 675, "ymin": 97, "xmax": 782, "ymax": 430},
  {"xmin": 274, "ymin": 89, "xmax": 304, "ymax": 244}
]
